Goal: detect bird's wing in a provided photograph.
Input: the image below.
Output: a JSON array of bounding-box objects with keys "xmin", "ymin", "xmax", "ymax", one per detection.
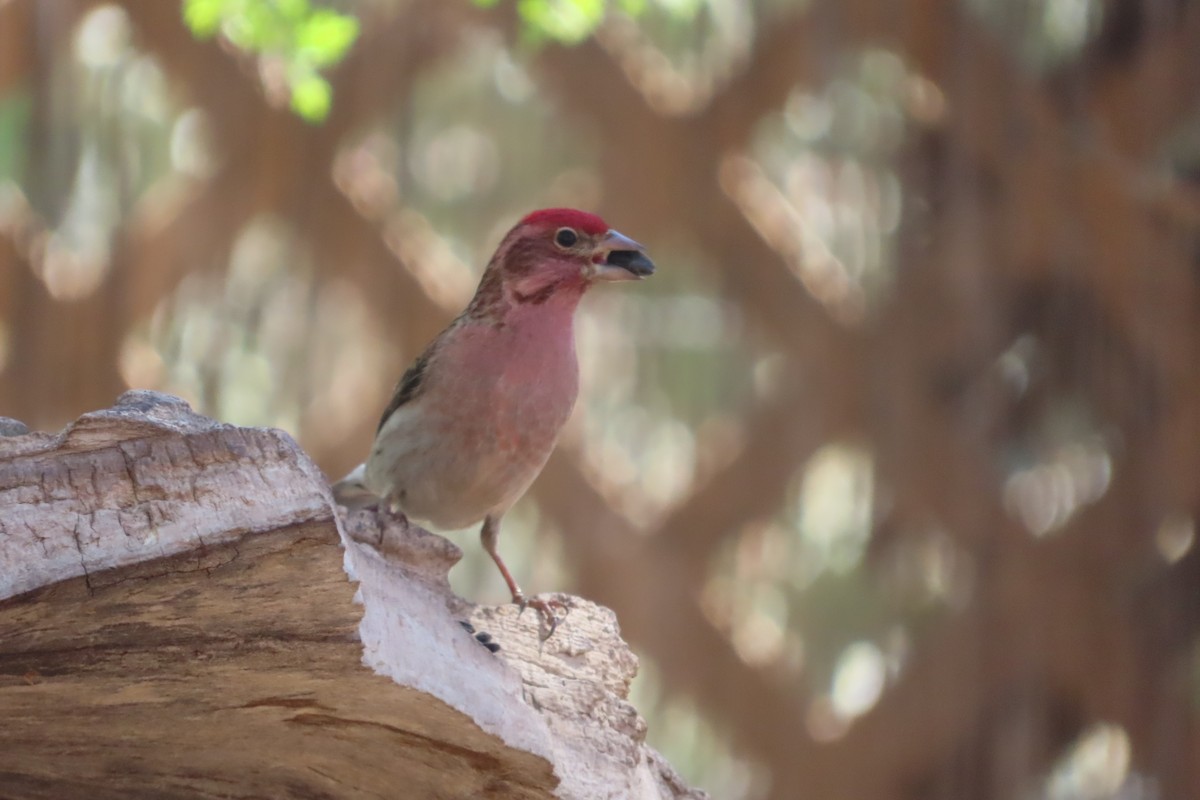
[{"xmin": 375, "ymin": 338, "xmax": 437, "ymax": 435}]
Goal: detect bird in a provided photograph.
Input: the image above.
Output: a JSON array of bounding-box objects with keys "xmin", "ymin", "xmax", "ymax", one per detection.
[{"xmin": 335, "ymin": 208, "xmax": 654, "ymax": 635}]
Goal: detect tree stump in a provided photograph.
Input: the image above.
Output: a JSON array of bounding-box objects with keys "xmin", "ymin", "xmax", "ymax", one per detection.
[{"xmin": 0, "ymin": 391, "xmax": 705, "ymax": 800}]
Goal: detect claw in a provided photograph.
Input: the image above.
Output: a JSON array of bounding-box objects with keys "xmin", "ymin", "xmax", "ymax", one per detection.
[{"xmin": 520, "ymin": 595, "xmax": 570, "ymax": 642}]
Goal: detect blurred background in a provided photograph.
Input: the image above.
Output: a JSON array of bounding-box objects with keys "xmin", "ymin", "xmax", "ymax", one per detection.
[{"xmin": 2, "ymin": 0, "xmax": 1200, "ymax": 797}]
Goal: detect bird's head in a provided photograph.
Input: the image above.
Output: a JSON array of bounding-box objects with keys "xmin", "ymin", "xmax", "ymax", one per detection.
[{"xmin": 471, "ymin": 208, "xmax": 654, "ymax": 314}]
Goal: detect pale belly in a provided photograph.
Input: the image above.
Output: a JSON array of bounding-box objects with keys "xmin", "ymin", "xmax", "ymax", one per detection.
[{"xmin": 365, "ymin": 399, "xmax": 565, "ymax": 529}]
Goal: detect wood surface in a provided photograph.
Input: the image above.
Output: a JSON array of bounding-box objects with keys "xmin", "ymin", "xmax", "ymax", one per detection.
[{"xmin": 0, "ymin": 392, "xmax": 704, "ymax": 800}]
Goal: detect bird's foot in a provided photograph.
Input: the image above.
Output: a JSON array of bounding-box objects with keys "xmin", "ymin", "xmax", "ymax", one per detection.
[
  {"xmin": 459, "ymin": 620, "xmax": 501, "ymax": 654},
  {"xmin": 378, "ymin": 502, "xmax": 408, "ymax": 523},
  {"xmin": 515, "ymin": 593, "xmax": 570, "ymax": 641},
  {"xmin": 356, "ymin": 503, "xmax": 408, "ymax": 546}
]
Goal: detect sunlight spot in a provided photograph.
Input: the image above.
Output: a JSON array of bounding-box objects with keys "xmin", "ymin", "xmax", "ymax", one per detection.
[
  {"xmin": 39, "ymin": 230, "xmax": 109, "ymax": 301},
  {"xmin": 904, "ymin": 74, "xmax": 946, "ymax": 125},
  {"xmin": 831, "ymin": 641, "xmax": 886, "ymax": 719},
  {"xmin": 1046, "ymin": 723, "xmax": 1132, "ymax": 800},
  {"xmin": 997, "ymin": 335, "xmax": 1038, "ymax": 396},
  {"xmin": 784, "ymin": 91, "xmax": 833, "ymax": 142},
  {"xmin": 493, "ymin": 50, "xmax": 535, "ymax": 104},
  {"xmin": 122, "ymin": 57, "xmax": 170, "ymax": 120},
  {"xmin": 796, "ymin": 444, "xmax": 875, "ymax": 574},
  {"xmin": 917, "ymin": 529, "xmax": 974, "ymax": 609},
  {"xmin": 1155, "ymin": 513, "xmax": 1195, "ymax": 564},
  {"xmin": 732, "ymin": 606, "xmax": 786, "ymax": 668},
  {"xmin": 334, "ymin": 135, "xmax": 400, "ymax": 222},
  {"xmin": 1043, "ymin": 0, "xmax": 1100, "ymax": 53},
  {"xmin": 1004, "ymin": 439, "xmax": 1112, "ymax": 537},
  {"xmin": 882, "ymin": 626, "xmax": 911, "ymax": 678},
  {"xmin": 118, "ymin": 334, "xmax": 165, "ymax": 389},
  {"xmin": 805, "ymin": 695, "xmax": 849, "ymax": 742},
  {"xmin": 700, "ymin": 573, "xmax": 734, "ymax": 631},
  {"xmin": 640, "ymin": 418, "xmax": 697, "ymax": 510},
  {"xmin": 752, "ymin": 352, "xmax": 788, "ymax": 398},
  {"xmin": 170, "ymin": 109, "xmax": 216, "ymax": 178},
  {"xmin": 74, "ymin": 5, "xmax": 131, "ymax": 70},
  {"xmin": 731, "ymin": 581, "xmax": 788, "ymax": 668}
]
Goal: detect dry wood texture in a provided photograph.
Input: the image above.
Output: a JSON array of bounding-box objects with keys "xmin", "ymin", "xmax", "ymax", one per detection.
[{"xmin": 0, "ymin": 392, "xmax": 704, "ymax": 800}]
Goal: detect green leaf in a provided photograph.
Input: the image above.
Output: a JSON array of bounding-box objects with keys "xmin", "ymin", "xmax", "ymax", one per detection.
[
  {"xmin": 221, "ymin": 5, "xmax": 258, "ymax": 48},
  {"xmin": 291, "ymin": 73, "xmax": 332, "ymax": 121},
  {"xmin": 517, "ymin": 0, "xmax": 605, "ymax": 44},
  {"xmin": 471, "ymin": 0, "xmax": 502, "ymax": 7},
  {"xmin": 296, "ymin": 10, "xmax": 360, "ymax": 67},
  {"xmin": 236, "ymin": 2, "xmax": 290, "ymax": 49},
  {"xmin": 275, "ymin": 0, "xmax": 311, "ymax": 22},
  {"xmin": 182, "ymin": 0, "xmax": 226, "ymax": 38}
]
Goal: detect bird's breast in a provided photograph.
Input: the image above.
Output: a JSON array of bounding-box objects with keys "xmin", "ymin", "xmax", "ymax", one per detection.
[
  {"xmin": 456, "ymin": 319, "xmax": 579, "ymax": 454},
  {"xmin": 369, "ymin": 312, "xmax": 580, "ymax": 529}
]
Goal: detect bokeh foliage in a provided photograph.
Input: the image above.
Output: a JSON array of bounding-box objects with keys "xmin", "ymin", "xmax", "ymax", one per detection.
[{"xmin": 183, "ymin": 0, "xmax": 360, "ymax": 119}]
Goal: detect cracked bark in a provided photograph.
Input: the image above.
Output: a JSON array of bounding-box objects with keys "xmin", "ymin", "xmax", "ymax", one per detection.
[{"xmin": 0, "ymin": 391, "xmax": 705, "ymax": 800}]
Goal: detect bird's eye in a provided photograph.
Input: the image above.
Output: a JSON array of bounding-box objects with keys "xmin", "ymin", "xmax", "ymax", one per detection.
[{"xmin": 554, "ymin": 228, "xmax": 578, "ymax": 248}]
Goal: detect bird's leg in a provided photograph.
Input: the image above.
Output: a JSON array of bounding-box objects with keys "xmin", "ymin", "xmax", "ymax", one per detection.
[
  {"xmin": 480, "ymin": 514, "xmax": 564, "ymax": 638},
  {"xmin": 480, "ymin": 514, "xmax": 527, "ymax": 605}
]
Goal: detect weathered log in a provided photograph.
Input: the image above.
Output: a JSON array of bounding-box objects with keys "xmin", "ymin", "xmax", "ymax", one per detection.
[{"xmin": 0, "ymin": 391, "xmax": 705, "ymax": 800}]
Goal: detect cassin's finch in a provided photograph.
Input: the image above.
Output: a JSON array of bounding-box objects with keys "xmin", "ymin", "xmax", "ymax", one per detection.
[{"xmin": 336, "ymin": 209, "xmax": 654, "ymax": 635}]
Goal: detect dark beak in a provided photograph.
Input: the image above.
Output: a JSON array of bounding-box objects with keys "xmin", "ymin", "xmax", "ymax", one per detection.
[{"xmin": 591, "ymin": 229, "xmax": 655, "ymax": 281}]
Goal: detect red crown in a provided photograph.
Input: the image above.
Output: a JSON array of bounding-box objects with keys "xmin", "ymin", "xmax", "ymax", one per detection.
[{"xmin": 520, "ymin": 208, "xmax": 609, "ymax": 235}]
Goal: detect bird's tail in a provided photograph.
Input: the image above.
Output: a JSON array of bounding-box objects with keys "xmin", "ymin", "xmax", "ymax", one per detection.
[{"xmin": 330, "ymin": 462, "xmax": 378, "ymax": 511}]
